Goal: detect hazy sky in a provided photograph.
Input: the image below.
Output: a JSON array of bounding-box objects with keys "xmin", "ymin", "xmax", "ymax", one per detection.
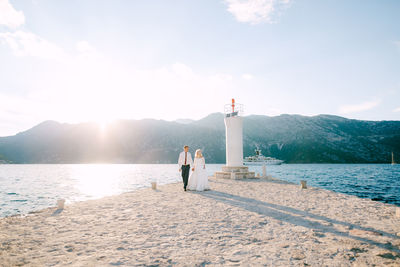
[{"xmin": 0, "ymin": 0, "xmax": 400, "ymax": 136}]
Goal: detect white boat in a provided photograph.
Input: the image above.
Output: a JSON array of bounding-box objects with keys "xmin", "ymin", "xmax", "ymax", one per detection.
[
  {"xmin": 244, "ymin": 149, "xmax": 284, "ymax": 165},
  {"xmin": 392, "ymin": 152, "xmax": 396, "ymax": 165}
]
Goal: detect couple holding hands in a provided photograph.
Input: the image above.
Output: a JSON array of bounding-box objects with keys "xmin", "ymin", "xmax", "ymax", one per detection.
[{"xmin": 178, "ymin": 145, "xmax": 210, "ymax": 192}]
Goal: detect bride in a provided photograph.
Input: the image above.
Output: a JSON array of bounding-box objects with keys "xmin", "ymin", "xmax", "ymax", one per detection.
[{"xmin": 187, "ymin": 149, "xmax": 210, "ymax": 191}]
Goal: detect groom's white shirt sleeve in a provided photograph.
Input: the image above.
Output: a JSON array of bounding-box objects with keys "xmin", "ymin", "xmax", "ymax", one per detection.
[
  {"xmin": 178, "ymin": 152, "xmax": 193, "ymax": 169},
  {"xmin": 178, "ymin": 152, "xmax": 183, "ymax": 170}
]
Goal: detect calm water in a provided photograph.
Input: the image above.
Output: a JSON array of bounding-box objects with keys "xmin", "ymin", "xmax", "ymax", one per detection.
[
  {"xmin": 251, "ymin": 164, "xmax": 400, "ymax": 206},
  {"xmin": 0, "ymin": 164, "xmax": 399, "ymax": 217}
]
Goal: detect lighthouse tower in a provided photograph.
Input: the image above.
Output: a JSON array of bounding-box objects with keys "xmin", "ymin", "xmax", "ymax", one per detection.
[
  {"xmin": 214, "ymin": 99, "xmax": 256, "ymax": 179},
  {"xmin": 225, "ymin": 99, "xmax": 243, "ymax": 166}
]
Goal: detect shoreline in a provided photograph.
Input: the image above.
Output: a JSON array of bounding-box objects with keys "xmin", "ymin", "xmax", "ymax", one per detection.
[{"xmin": 1, "ymin": 176, "xmax": 400, "ymax": 266}]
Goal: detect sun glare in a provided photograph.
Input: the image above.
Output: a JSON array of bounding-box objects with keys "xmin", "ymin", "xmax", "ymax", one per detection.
[
  {"xmin": 72, "ymin": 164, "xmax": 119, "ymax": 199},
  {"xmin": 94, "ymin": 117, "xmax": 114, "ymax": 137},
  {"xmin": 98, "ymin": 120, "xmax": 108, "ymax": 132}
]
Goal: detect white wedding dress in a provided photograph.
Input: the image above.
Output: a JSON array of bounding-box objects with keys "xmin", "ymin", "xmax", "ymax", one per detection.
[{"xmin": 187, "ymin": 157, "xmax": 210, "ymax": 191}]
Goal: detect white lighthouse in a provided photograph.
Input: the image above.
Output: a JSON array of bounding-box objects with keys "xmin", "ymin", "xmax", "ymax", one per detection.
[
  {"xmin": 214, "ymin": 99, "xmax": 256, "ymax": 179},
  {"xmin": 225, "ymin": 99, "xmax": 243, "ymax": 166}
]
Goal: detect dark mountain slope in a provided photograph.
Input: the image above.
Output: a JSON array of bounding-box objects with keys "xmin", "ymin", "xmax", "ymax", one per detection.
[{"xmin": 0, "ymin": 114, "xmax": 398, "ymax": 163}]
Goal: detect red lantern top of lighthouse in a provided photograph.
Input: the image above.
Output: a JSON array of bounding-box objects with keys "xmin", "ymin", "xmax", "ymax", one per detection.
[{"xmin": 224, "ymin": 98, "xmax": 244, "ymax": 117}]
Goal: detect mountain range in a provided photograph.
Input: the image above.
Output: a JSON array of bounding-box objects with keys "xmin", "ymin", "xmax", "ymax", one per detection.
[{"xmin": 0, "ymin": 113, "xmax": 399, "ymax": 164}]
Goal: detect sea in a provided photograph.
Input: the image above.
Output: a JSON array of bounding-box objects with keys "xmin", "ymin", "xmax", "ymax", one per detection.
[{"xmin": 0, "ymin": 164, "xmax": 399, "ymax": 217}]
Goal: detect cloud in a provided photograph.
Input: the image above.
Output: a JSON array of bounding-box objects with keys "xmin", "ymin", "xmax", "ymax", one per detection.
[
  {"xmin": 171, "ymin": 62, "xmax": 194, "ymax": 79},
  {"xmin": 76, "ymin": 40, "xmax": 96, "ymax": 54},
  {"xmin": 0, "ymin": 30, "xmax": 67, "ymax": 60},
  {"xmin": 0, "ymin": 1, "xmax": 69, "ymax": 61},
  {"xmin": 224, "ymin": 0, "xmax": 291, "ymax": 24},
  {"xmin": 210, "ymin": 73, "xmax": 233, "ymax": 82},
  {"xmin": 0, "ymin": 0, "xmax": 25, "ymax": 28},
  {"xmin": 242, "ymin": 73, "xmax": 253, "ymax": 80},
  {"xmin": 338, "ymin": 99, "xmax": 381, "ymax": 114},
  {"xmin": 0, "ymin": 33, "xmax": 99, "ymax": 62},
  {"xmin": 393, "ymin": 107, "xmax": 400, "ymax": 112}
]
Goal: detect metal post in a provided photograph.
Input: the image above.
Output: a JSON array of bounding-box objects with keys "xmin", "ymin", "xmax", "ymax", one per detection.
[{"xmin": 262, "ymin": 164, "xmax": 267, "ymax": 178}]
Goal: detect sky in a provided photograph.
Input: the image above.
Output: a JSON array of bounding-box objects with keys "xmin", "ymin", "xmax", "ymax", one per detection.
[{"xmin": 0, "ymin": 0, "xmax": 400, "ymax": 136}]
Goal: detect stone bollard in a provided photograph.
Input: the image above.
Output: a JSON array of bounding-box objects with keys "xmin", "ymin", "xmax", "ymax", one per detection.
[
  {"xmin": 396, "ymin": 207, "xmax": 400, "ymax": 218},
  {"xmin": 262, "ymin": 165, "xmax": 267, "ymax": 178},
  {"xmin": 300, "ymin": 180, "xmax": 307, "ymax": 189},
  {"xmin": 151, "ymin": 182, "xmax": 157, "ymax": 190},
  {"xmin": 57, "ymin": 199, "xmax": 65, "ymax": 209},
  {"xmin": 231, "ymin": 172, "xmax": 236, "ymax": 180}
]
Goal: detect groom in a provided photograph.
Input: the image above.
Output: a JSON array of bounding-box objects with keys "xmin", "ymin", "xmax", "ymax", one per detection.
[{"xmin": 178, "ymin": 145, "xmax": 193, "ymax": 191}]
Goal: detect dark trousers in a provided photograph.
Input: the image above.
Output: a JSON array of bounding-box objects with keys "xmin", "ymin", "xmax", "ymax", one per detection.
[{"xmin": 181, "ymin": 165, "xmax": 190, "ymax": 189}]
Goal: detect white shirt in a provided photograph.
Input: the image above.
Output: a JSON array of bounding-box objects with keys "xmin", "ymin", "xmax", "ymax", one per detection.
[{"xmin": 178, "ymin": 151, "xmax": 193, "ymax": 169}]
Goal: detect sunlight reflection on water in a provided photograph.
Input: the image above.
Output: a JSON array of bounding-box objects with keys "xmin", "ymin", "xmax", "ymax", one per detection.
[
  {"xmin": 0, "ymin": 164, "xmax": 223, "ymax": 217},
  {"xmin": 72, "ymin": 164, "xmax": 120, "ymax": 199}
]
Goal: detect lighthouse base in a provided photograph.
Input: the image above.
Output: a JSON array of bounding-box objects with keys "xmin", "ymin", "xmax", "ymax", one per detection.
[{"xmin": 214, "ymin": 166, "xmax": 256, "ymax": 179}]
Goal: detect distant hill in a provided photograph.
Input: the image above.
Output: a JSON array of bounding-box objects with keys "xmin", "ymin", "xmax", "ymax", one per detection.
[
  {"xmin": 0, "ymin": 113, "xmax": 399, "ymax": 163},
  {"xmin": 174, "ymin": 118, "xmax": 195, "ymax": 124}
]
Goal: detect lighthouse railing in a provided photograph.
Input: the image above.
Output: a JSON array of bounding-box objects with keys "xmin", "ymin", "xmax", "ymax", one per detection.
[{"xmin": 224, "ymin": 103, "xmax": 244, "ymax": 117}]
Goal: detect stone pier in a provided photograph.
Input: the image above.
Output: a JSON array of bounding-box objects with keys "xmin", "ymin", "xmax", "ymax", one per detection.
[{"xmin": 214, "ymin": 166, "xmax": 256, "ymax": 179}]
